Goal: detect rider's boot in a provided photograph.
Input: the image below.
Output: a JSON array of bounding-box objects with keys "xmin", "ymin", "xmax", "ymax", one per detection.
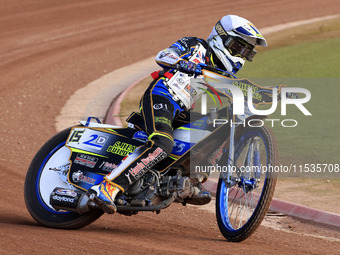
[
  {"xmin": 87, "ymin": 179, "xmax": 121, "ymax": 214},
  {"xmin": 185, "ymin": 186, "xmax": 212, "ymax": 205},
  {"xmin": 185, "ymin": 174, "xmax": 212, "ymax": 205}
]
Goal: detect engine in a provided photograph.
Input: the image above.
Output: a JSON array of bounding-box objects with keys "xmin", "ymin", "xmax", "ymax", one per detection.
[
  {"xmin": 49, "ymin": 170, "xmax": 197, "ymax": 216},
  {"xmin": 116, "ymin": 171, "xmax": 194, "ymax": 209}
]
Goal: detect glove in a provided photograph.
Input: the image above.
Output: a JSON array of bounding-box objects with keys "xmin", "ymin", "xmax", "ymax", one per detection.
[{"xmin": 175, "ymin": 60, "xmax": 198, "ymax": 76}]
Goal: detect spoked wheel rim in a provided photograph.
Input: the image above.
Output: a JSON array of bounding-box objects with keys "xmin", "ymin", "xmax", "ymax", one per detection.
[{"xmin": 219, "ymin": 130, "xmax": 269, "ymax": 232}]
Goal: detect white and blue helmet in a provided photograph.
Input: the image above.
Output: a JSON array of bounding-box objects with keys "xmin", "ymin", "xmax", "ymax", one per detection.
[{"xmin": 207, "ymin": 15, "xmax": 267, "ymax": 74}]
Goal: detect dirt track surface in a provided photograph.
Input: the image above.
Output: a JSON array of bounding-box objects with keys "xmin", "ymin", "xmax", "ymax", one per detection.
[{"xmin": 1, "ymin": 0, "xmax": 340, "ymax": 254}]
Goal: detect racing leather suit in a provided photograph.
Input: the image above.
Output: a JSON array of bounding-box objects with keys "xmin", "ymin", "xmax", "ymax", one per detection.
[{"xmin": 104, "ymin": 37, "xmax": 221, "ymax": 192}]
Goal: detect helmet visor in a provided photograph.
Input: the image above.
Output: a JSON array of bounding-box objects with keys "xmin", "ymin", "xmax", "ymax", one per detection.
[{"xmin": 224, "ymin": 36, "xmax": 257, "ymax": 62}]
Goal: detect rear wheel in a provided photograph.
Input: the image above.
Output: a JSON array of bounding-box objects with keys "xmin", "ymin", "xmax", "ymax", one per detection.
[
  {"xmin": 216, "ymin": 125, "xmax": 278, "ymax": 242},
  {"xmin": 24, "ymin": 127, "xmax": 103, "ymax": 229}
]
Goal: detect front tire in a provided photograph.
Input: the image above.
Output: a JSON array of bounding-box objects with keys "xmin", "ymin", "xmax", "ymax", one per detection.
[
  {"xmin": 216, "ymin": 125, "xmax": 278, "ymax": 242},
  {"xmin": 24, "ymin": 127, "xmax": 103, "ymax": 229}
]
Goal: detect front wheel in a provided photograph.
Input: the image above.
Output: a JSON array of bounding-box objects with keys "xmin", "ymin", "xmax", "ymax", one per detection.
[
  {"xmin": 216, "ymin": 125, "xmax": 278, "ymax": 242},
  {"xmin": 24, "ymin": 127, "xmax": 103, "ymax": 229}
]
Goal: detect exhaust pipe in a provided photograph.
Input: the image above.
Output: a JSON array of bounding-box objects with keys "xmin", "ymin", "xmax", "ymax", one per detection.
[{"xmin": 50, "ymin": 188, "xmax": 96, "ymax": 214}]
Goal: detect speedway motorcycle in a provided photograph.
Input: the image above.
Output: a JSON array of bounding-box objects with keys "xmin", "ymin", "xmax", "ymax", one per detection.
[{"xmin": 25, "ymin": 65, "xmax": 281, "ymax": 242}]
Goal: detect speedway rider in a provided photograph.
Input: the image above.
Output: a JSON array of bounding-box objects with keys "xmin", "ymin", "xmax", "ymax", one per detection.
[{"xmin": 88, "ymin": 15, "xmax": 268, "ymax": 214}]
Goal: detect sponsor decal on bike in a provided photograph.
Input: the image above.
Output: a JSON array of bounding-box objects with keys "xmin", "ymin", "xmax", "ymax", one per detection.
[
  {"xmin": 72, "ymin": 170, "xmax": 96, "ymax": 185},
  {"xmin": 132, "ymin": 131, "xmax": 148, "ymax": 142},
  {"xmin": 74, "ymin": 154, "xmax": 98, "ymax": 168},
  {"xmin": 172, "ymin": 140, "xmax": 191, "ymax": 155},
  {"xmin": 208, "ymin": 140, "xmax": 228, "ymax": 166},
  {"xmin": 67, "ymin": 128, "xmax": 109, "ymax": 151},
  {"xmin": 191, "ymin": 119, "xmax": 205, "ymax": 128},
  {"xmin": 124, "ymin": 172, "xmax": 133, "ymax": 185},
  {"xmin": 99, "ymin": 161, "xmax": 118, "ymax": 172},
  {"xmin": 107, "ymin": 141, "xmax": 137, "ymax": 157},
  {"xmin": 55, "ymin": 189, "xmax": 77, "ymax": 197},
  {"xmin": 52, "ymin": 195, "xmax": 75, "ymax": 203},
  {"xmin": 128, "ymin": 147, "xmax": 167, "ymax": 179}
]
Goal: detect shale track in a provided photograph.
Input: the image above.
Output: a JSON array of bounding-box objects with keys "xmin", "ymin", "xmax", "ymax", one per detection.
[{"xmin": 1, "ymin": 1, "xmax": 339, "ymax": 254}]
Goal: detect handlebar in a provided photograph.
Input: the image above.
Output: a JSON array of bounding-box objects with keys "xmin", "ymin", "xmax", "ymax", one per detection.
[
  {"xmin": 196, "ymin": 63, "xmax": 300, "ymax": 99},
  {"xmin": 195, "ymin": 63, "xmax": 237, "ymax": 79}
]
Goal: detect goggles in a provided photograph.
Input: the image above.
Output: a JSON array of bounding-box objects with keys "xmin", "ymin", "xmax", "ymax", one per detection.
[{"xmin": 223, "ymin": 36, "xmax": 257, "ymax": 62}]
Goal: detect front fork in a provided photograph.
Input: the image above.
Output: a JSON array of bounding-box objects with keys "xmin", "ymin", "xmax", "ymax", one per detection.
[
  {"xmin": 225, "ymin": 124, "xmax": 236, "ymax": 186},
  {"xmin": 223, "ymin": 124, "xmax": 260, "ymax": 191}
]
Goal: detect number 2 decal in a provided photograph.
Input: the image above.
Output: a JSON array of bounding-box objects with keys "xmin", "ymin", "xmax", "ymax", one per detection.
[
  {"xmin": 84, "ymin": 135, "xmax": 102, "ymax": 148},
  {"xmin": 83, "ymin": 134, "xmax": 108, "ymax": 149}
]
